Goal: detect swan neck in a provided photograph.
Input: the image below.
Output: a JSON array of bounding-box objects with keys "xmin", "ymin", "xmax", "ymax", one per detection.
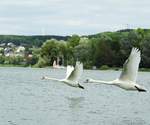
[
  {"xmin": 90, "ymin": 79, "xmax": 113, "ymax": 84},
  {"xmin": 44, "ymin": 77, "xmax": 59, "ymax": 81}
]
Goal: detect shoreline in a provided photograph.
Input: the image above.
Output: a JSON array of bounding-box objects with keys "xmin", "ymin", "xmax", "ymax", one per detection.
[{"xmin": 0, "ymin": 64, "xmax": 149, "ymax": 72}]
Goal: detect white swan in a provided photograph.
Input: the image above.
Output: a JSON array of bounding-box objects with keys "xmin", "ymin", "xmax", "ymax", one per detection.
[
  {"xmin": 42, "ymin": 61, "xmax": 84, "ymax": 89},
  {"xmin": 85, "ymin": 48, "xmax": 146, "ymax": 92}
]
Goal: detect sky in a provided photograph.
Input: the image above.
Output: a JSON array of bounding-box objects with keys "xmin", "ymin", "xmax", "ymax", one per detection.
[{"xmin": 0, "ymin": 0, "xmax": 150, "ymax": 35}]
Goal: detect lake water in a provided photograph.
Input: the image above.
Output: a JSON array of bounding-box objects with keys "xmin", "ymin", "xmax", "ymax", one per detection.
[{"xmin": 0, "ymin": 67, "xmax": 150, "ymax": 125}]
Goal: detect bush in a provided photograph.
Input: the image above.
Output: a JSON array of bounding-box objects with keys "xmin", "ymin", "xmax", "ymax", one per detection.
[
  {"xmin": 34, "ymin": 57, "xmax": 47, "ymax": 68},
  {"xmin": 4, "ymin": 56, "xmax": 24, "ymax": 65},
  {"xmin": 26, "ymin": 55, "xmax": 38, "ymax": 65},
  {"xmin": 0, "ymin": 56, "xmax": 5, "ymax": 64},
  {"xmin": 99, "ymin": 65, "xmax": 109, "ymax": 70}
]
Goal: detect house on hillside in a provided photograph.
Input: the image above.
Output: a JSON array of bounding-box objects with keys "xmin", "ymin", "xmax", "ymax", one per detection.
[
  {"xmin": 15, "ymin": 46, "xmax": 25, "ymax": 57},
  {"xmin": 4, "ymin": 47, "xmax": 14, "ymax": 57},
  {"xmin": 0, "ymin": 43, "xmax": 6, "ymax": 47},
  {"xmin": 7, "ymin": 42, "xmax": 16, "ymax": 48}
]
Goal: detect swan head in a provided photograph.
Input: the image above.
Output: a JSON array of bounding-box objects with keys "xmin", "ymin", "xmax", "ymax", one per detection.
[
  {"xmin": 41, "ymin": 76, "xmax": 46, "ymax": 80},
  {"xmin": 84, "ymin": 78, "xmax": 95, "ymax": 83}
]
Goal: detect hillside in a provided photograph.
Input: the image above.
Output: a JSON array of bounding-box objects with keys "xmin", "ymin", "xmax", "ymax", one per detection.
[{"xmin": 0, "ymin": 35, "xmax": 69, "ymax": 47}]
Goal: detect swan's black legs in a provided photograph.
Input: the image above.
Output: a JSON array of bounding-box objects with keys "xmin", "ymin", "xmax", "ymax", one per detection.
[{"xmin": 78, "ymin": 84, "xmax": 84, "ymax": 89}]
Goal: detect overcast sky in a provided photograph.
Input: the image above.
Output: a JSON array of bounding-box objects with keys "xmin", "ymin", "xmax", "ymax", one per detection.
[{"xmin": 0, "ymin": 0, "xmax": 150, "ymax": 35}]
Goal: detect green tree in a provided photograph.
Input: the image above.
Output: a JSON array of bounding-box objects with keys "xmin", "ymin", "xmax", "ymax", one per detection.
[
  {"xmin": 73, "ymin": 37, "xmax": 93, "ymax": 68},
  {"xmin": 67, "ymin": 35, "xmax": 80, "ymax": 47},
  {"xmin": 141, "ymin": 34, "xmax": 150, "ymax": 68},
  {"xmin": 93, "ymin": 35, "xmax": 115, "ymax": 67},
  {"xmin": 40, "ymin": 39, "xmax": 60, "ymax": 65}
]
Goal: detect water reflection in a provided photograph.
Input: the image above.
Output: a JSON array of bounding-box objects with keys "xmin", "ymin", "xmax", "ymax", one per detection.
[
  {"xmin": 66, "ymin": 97, "xmax": 85, "ymax": 109},
  {"xmin": 65, "ymin": 97, "xmax": 85, "ymax": 124}
]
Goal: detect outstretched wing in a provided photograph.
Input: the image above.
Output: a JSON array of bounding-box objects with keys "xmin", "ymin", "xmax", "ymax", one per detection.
[
  {"xmin": 67, "ymin": 61, "xmax": 83, "ymax": 82},
  {"xmin": 119, "ymin": 48, "xmax": 141, "ymax": 82},
  {"xmin": 65, "ymin": 65, "xmax": 74, "ymax": 79}
]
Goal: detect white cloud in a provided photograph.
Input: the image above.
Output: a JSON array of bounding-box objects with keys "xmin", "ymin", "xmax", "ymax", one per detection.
[{"xmin": 0, "ymin": 0, "xmax": 150, "ymax": 35}]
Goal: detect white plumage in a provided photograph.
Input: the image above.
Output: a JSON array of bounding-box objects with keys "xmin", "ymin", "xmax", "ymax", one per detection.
[
  {"xmin": 86, "ymin": 48, "xmax": 146, "ymax": 92},
  {"xmin": 42, "ymin": 61, "xmax": 84, "ymax": 89},
  {"xmin": 119, "ymin": 48, "xmax": 141, "ymax": 82}
]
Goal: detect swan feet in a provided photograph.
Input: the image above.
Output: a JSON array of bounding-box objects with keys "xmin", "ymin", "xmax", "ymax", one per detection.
[
  {"xmin": 78, "ymin": 84, "xmax": 84, "ymax": 89},
  {"xmin": 135, "ymin": 86, "xmax": 146, "ymax": 92}
]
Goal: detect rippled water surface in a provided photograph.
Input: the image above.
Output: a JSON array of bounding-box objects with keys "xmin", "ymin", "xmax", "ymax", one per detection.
[{"xmin": 0, "ymin": 67, "xmax": 150, "ymax": 125}]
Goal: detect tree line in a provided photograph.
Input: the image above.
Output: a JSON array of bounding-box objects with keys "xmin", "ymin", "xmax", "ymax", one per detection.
[
  {"xmin": 0, "ymin": 35, "xmax": 69, "ymax": 47},
  {"xmin": 35, "ymin": 28, "xmax": 150, "ymax": 69},
  {"xmin": 0, "ymin": 28, "xmax": 150, "ymax": 69}
]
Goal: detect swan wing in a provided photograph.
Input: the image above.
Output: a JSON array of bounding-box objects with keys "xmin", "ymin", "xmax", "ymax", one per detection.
[
  {"xmin": 119, "ymin": 48, "xmax": 141, "ymax": 82},
  {"xmin": 65, "ymin": 65, "xmax": 74, "ymax": 79},
  {"xmin": 67, "ymin": 61, "xmax": 83, "ymax": 82}
]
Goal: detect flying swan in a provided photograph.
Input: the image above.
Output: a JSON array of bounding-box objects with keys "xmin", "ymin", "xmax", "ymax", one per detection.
[
  {"xmin": 42, "ymin": 61, "xmax": 84, "ymax": 89},
  {"xmin": 85, "ymin": 48, "xmax": 146, "ymax": 92}
]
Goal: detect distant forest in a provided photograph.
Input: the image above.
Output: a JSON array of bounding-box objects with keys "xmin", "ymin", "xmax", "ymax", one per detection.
[
  {"xmin": 0, "ymin": 35, "xmax": 69, "ymax": 47},
  {"xmin": 0, "ymin": 28, "xmax": 150, "ymax": 69}
]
